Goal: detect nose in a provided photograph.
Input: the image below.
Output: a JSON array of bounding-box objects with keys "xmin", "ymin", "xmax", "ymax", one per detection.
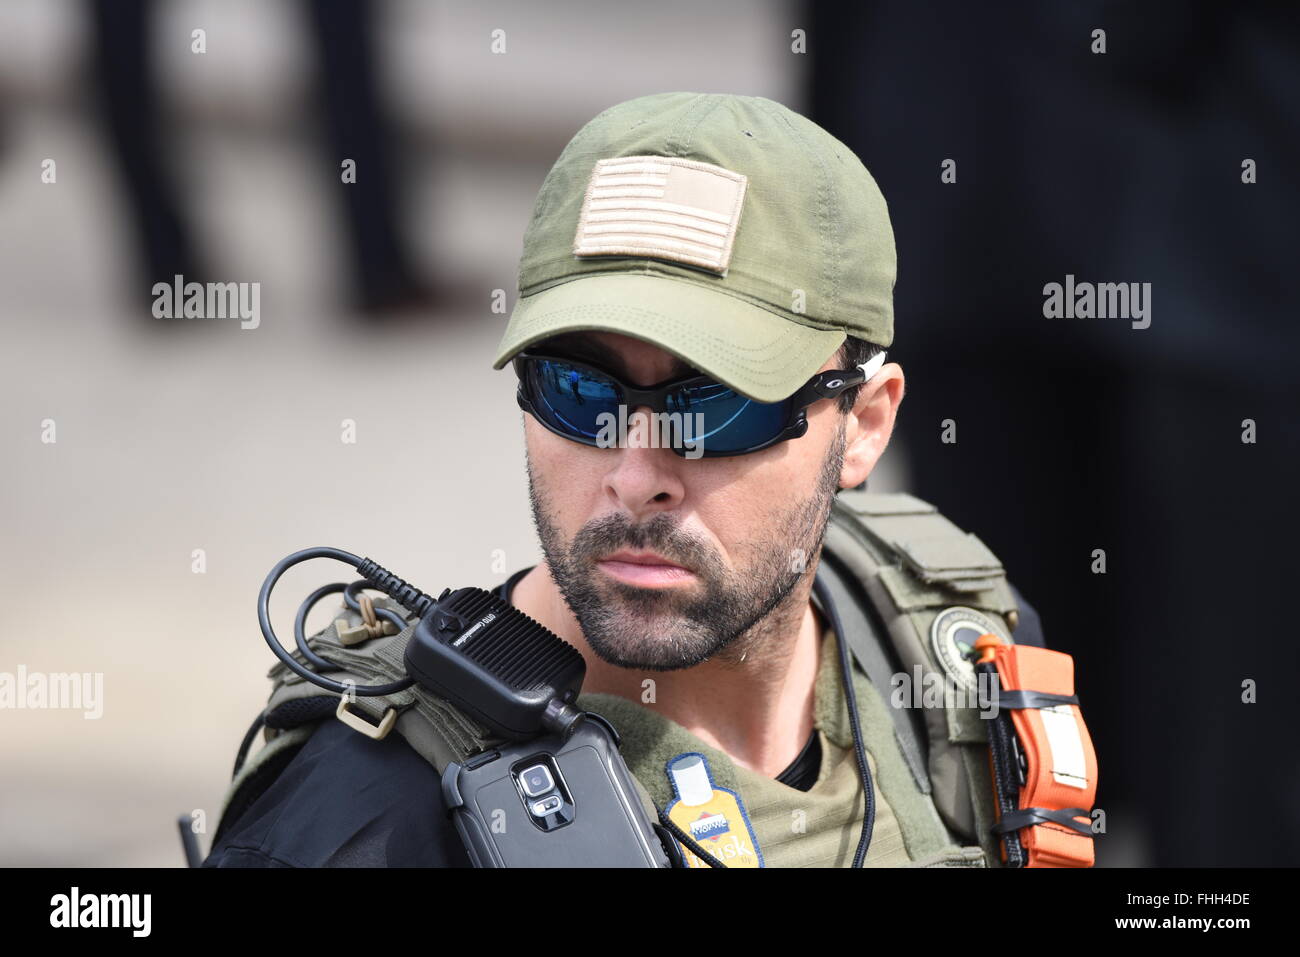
[{"xmin": 602, "ymin": 407, "xmax": 686, "ymax": 520}]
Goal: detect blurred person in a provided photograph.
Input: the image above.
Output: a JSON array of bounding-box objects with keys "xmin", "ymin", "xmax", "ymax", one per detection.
[
  {"xmin": 89, "ymin": 0, "xmax": 204, "ymax": 305},
  {"xmin": 301, "ymin": 0, "xmax": 438, "ymax": 316},
  {"xmin": 89, "ymin": 0, "xmax": 454, "ymax": 318}
]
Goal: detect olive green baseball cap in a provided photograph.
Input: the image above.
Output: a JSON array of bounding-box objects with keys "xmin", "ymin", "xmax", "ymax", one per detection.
[{"xmin": 493, "ymin": 92, "xmax": 896, "ymax": 403}]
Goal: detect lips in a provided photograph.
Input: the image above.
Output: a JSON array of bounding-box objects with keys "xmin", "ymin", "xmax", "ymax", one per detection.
[{"xmin": 597, "ymin": 550, "xmax": 696, "ymax": 588}]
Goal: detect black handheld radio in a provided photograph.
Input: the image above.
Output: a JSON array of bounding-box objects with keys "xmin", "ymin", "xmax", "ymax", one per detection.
[
  {"xmin": 252, "ymin": 547, "xmax": 717, "ymax": 868},
  {"xmin": 406, "ymin": 585, "xmax": 673, "ymax": 866}
]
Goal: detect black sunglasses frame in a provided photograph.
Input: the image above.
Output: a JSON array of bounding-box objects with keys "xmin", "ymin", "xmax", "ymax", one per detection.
[{"xmin": 512, "ymin": 350, "xmax": 873, "ymax": 458}]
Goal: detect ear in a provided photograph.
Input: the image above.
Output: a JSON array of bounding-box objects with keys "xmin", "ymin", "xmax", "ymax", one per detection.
[{"xmin": 840, "ymin": 363, "xmax": 905, "ymax": 489}]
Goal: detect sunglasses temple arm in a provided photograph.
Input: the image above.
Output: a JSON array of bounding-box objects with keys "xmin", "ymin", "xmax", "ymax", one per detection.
[{"xmin": 857, "ymin": 350, "xmax": 887, "ymax": 382}]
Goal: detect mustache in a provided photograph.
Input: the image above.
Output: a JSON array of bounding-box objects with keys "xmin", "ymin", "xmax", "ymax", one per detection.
[{"xmin": 570, "ymin": 513, "xmax": 718, "ymax": 574}]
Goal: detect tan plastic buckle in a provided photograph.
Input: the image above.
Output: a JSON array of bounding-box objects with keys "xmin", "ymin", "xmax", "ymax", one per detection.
[
  {"xmin": 336, "ymin": 697, "xmax": 396, "ymax": 740},
  {"xmin": 336, "ymin": 593, "xmax": 401, "ymax": 646}
]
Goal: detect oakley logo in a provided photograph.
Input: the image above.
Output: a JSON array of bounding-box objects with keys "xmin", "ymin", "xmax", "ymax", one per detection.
[
  {"xmin": 827, "ymin": 351, "xmax": 886, "ymax": 392},
  {"xmin": 573, "ymin": 156, "xmax": 748, "ymax": 274}
]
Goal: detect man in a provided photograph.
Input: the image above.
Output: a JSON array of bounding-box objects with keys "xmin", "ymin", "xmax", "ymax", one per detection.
[{"xmin": 204, "ymin": 92, "xmax": 1056, "ymax": 868}]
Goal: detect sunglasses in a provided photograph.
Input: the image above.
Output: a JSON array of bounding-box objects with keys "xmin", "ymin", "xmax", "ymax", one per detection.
[{"xmin": 512, "ymin": 349, "xmax": 887, "ymax": 458}]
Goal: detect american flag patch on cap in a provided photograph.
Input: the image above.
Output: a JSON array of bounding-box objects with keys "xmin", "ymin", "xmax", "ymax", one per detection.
[{"xmin": 573, "ymin": 156, "xmax": 748, "ymax": 274}]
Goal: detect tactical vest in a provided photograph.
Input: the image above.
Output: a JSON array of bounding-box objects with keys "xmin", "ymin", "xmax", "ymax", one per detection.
[{"xmin": 214, "ymin": 489, "xmax": 1027, "ymax": 866}]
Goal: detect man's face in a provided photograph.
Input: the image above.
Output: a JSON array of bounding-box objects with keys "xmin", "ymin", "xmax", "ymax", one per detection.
[{"xmin": 522, "ymin": 331, "xmax": 854, "ymax": 672}]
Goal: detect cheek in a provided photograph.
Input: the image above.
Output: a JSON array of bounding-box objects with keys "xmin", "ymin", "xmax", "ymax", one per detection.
[
  {"xmin": 524, "ymin": 417, "xmax": 607, "ymax": 517},
  {"xmin": 802, "ymin": 402, "xmax": 845, "ymax": 481},
  {"xmin": 692, "ymin": 435, "xmax": 831, "ymax": 542},
  {"xmin": 714, "ymin": 415, "xmax": 834, "ymax": 500}
]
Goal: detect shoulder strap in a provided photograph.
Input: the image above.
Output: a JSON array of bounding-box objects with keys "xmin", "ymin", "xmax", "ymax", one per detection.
[
  {"xmin": 216, "ymin": 585, "xmax": 670, "ymax": 843},
  {"xmin": 260, "ymin": 595, "xmax": 500, "ymax": 766},
  {"xmin": 215, "ymin": 594, "xmax": 502, "ymax": 840},
  {"xmin": 822, "ymin": 488, "xmax": 1023, "ymax": 866},
  {"xmin": 812, "ymin": 554, "xmax": 930, "ymax": 793},
  {"xmin": 213, "ymin": 723, "xmax": 315, "ymax": 845}
]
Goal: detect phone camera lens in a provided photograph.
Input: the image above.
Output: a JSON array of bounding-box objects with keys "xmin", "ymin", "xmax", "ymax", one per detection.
[{"xmin": 519, "ymin": 763, "xmax": 555, "ymax": 797}]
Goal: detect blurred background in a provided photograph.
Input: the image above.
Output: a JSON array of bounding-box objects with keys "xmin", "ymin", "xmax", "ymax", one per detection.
[{"xmin": 0, "ymin": 0, "xmax": 1295, "ymax": 867}]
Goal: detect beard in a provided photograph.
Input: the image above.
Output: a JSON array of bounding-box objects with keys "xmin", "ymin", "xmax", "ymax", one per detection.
[{"xmin": 527, "ymin": 426, "xmax": 847, "ymax": 672}]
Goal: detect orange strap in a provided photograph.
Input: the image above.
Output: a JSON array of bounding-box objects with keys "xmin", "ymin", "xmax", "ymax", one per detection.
[{"xmin": 977, "ymin": 637, "xmax": 1098, "ymax": 867}]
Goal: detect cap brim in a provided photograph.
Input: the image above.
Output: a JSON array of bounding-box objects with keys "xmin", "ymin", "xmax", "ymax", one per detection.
[{"xmin": 492, "ymin": 274, "xmax": 846, "ymax": 403}]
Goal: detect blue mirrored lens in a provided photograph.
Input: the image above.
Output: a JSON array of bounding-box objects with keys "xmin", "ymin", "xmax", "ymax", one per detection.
[
  {"xmin": 667, "ymin": 382, "xmax": 790, "ymax": 453},
  {"xmin": 527, "ymin": 359, "xmax": 621, "ymax": 440}
]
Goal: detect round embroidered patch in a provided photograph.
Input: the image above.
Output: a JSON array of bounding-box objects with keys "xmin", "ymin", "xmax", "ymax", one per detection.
[{"xmin": 930, "ymin": 606, "xmax": 1012, "ymax": 692}]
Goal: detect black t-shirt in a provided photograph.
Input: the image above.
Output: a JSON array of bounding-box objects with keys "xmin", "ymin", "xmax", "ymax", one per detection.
[
  {"xmin": 775, "ymin": 725, "xmax": 823, "ymax": 791},
  {"xmin": 203, "ymin": 578, "xmax": 1043, "ymax": 867}
]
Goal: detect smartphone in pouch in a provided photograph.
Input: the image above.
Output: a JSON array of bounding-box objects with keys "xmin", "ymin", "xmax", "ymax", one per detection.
[{"xmin": 441, "ymin": 713, "xmax": 673, "ymax": 867}]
